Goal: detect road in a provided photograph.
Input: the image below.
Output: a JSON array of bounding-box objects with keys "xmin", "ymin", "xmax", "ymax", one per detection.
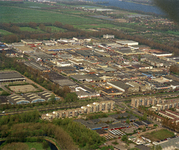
[{"xmin": 0, "ymin": 84, "xmax": 12, "ymax": 94}]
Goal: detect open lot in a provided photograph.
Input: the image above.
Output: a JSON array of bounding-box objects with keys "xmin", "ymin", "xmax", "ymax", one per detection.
[
  {"xmin": 9, "ymin": 84, "xmax": 38, "ymax": 93},
  {"xmin": 143, "ymin": 129, "xmax": 174, "ymax": 142}
]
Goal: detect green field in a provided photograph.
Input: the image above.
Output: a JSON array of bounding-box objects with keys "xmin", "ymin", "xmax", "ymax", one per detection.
[
  {"xmin": 20, "ymin": 27, "xmax": 39, "ymax": 32},
  {"xmin": 74, "ymin": 23, "xmax": 118, "ymax": 29},
  {"xmin": 0, "ymin": 29, "xmax": 13, "ymax": 35},
  {"xmin": 26, "ymin": 142, "xmax": 51, "ymax": 150},
  {"xmin": 0, "ymin": 1, "xmax": 53, "ymax": 8},
  {"xmin": 47, "ymin": 26, "xmax": 66, "ymax": 32},
  {"xmin": 0, "ymin": 142, "xmax": 51, "ymax": 150},
  {"xmin": 0, "ymin": 3, "xmax": 101, "ymax": 25},
  {"xmin": 144, "ymin": 129, "xmax": 175, "ymax": 141}
]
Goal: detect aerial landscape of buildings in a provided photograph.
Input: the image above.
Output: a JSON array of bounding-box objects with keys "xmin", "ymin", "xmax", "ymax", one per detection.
[{"xmin": 1, "ymin": 0, "xmax": 179, "ymax": 150}]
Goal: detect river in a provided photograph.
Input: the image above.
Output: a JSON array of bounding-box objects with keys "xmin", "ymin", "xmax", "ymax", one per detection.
[{"xmin": 86, "ymin": 0, "xmax": 165, "ymax": 15}]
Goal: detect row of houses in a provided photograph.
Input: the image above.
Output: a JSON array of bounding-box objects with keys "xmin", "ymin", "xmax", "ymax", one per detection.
[
  {"xmin": 158, "ymin": 109, "xmax": 179, "ymax": 123},
  {"xmin": 151, "ymin": 99, "xmax": 179, "ymax": 111}
]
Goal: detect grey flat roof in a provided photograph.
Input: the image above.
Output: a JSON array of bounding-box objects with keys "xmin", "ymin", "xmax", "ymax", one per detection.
[
  {"xmin": 0, "ymin": 96, "xmax": 8, "ymax": 104},
  {"xmin": 99, "ymin": 117, "xmax": 116, "ymax": 122},
  {"xmin": 108, "ymin": 81, "xmax": 131, "ymax": 90},
  {"xmin": 0, "ymin": 71, "xmax": 25, "ymax": 81},
  {"xmin": 135, "ymin": 145, "xmax": 150, "ymax": 150},
  {"xmin": 53, "ymin": 79, "xmax": 76, "ymax": 86},
  {"xmin": 158, "ymin": 137, "xmax": 179, "ymax": 149},
  {"xmin": 109, "ymin": 123, "xmax": 127, "ymax": 129}
]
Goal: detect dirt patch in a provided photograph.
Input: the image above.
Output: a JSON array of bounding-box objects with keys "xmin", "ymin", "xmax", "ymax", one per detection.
[{"xmin": 9, "ymin": 85, "xmax": 38, "ymax": 93}]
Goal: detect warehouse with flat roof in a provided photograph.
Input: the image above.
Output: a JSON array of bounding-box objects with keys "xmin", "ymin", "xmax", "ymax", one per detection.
[{"xmin": 0, "ymin": 71, "xmax": 26, "ymax": 83}]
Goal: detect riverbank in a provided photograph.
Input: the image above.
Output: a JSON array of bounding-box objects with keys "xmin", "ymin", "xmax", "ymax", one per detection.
[{"xmin": 86, "ymin": 0, "xmax": 165, "ymax": 15}]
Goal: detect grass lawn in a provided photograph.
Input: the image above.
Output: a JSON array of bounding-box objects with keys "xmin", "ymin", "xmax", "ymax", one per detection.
[
  {"xmin": 26, "ymin": 142, "xmax": 51, "ymax": 150},
  {"xmin": 20, "ymin": 27, "xmax": 46, "ymax": 33},
  {"xmin": 47, "ymin": 26, "xmax": 66, "ymax": 32},
  {"xmin": 120, "ymin": 27, "xmax": 136, "ymax": 32},
  {"xmin": 0, "ymin": 4, "xmax": 101, "ymax": 24},
  {"xmin": 62, "ymin": 9, "xmax": 87, "ymax": 15},
  {"xmin": 74, "ymin": 23, "xmax": 118, "ymax": 29},
  {"xmin": 167, "ymin": 30, "xmax": 179, "ymax": 35},
  {"xmin": 20, "ymin": 27, "xmax": 39, "ymax": 32},
  {"xmin": 0, "ymin": 142, "xmax": 51, "ymax": 150},
  {"xmin": 144, "ymin": 129, "xmax": 174, "ymax": 141},
  {"xmin": 0, "ymin": 29, "xmax": 13, "ymax": 35}
]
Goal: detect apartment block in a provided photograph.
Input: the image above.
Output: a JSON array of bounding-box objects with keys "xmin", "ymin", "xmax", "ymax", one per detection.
[{"xmin": 41, "ymin": 100, "xmax": 115, "ymax": 120}]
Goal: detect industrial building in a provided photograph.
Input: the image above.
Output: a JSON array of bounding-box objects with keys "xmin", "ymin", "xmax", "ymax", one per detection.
[
  {"xmin": 7, "ymin": 91, "xmax": 57, "ymax": 104},
  {"xmin": 116, "ymin": 40, "xmax": 139, "ymax": 46},
  {"xmin": 75, "ymin": 86, "xmax": 100, "ymax": 99},
  {"xmin": 0, "ymin": 43, "xmax": 9, "ymax": 51},
  {"xmin": 0, "ymin": 71, "xmax": 26, "ymax": 83},
  {"xmin": 103, "ymin": 34, "xmax": 115, "ymax": 39},
  {"xmin": 156, "ymin": 137, "xmax": 179, "ymax": 150},
  {"xmin": 107, "ymin": 81, "xmax": 139, "ymax": 93}
]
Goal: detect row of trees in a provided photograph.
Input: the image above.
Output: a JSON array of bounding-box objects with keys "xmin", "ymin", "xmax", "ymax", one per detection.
[
  {"xmin": 0, "ymin": 110, "xmax": 40, "ymax": 126},
  {"xmin": 162, "ymin": 118, "xmax": 179, "ymax": 132}
]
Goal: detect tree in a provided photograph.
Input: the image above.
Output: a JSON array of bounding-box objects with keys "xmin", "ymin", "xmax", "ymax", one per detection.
[
  {"xmin": 42, "ymin": 141, "xmax": 49, "ymax": 150},
  {"xmin": 64, "ymin": 93, "xmax": 78, "ymax": 102},
  {"xmin": 39, "ymin": 24, "xmax": 46, "ymax": 31},
  {"xmin": 121, "ymin": 135, "xmax": 128, "ymax": 142},
  {"xmin": 3, "ymin": 34, "xmax": 19, "ymax": 43},
  {"xmin": 49, "ymin": 94, "xmax": 56, "ymax": 104},
  {"xmin": 29, "ymin": 22, "xmax": 37, "ymax": 29},
  {"xmin": 62, "ymin": 86, "xmax": 71, "ymax": 96},
  {"xmin": 141, "ymin": 113, "xmax": 147, "ymax": 121},
  {"xmin": 138, "ymin": 55, "xmax": 141, "ymax": 61},
  {"xmin": 142, "ymin": 126, "xmax": 146, "ymax": 132},
  {"xmin": 126, "ymin": 118, "xmax": 130, "ymax": 124},
  {"xmin": 46, "ymin": 27, "xmax": 51, "ymax": 33}
]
